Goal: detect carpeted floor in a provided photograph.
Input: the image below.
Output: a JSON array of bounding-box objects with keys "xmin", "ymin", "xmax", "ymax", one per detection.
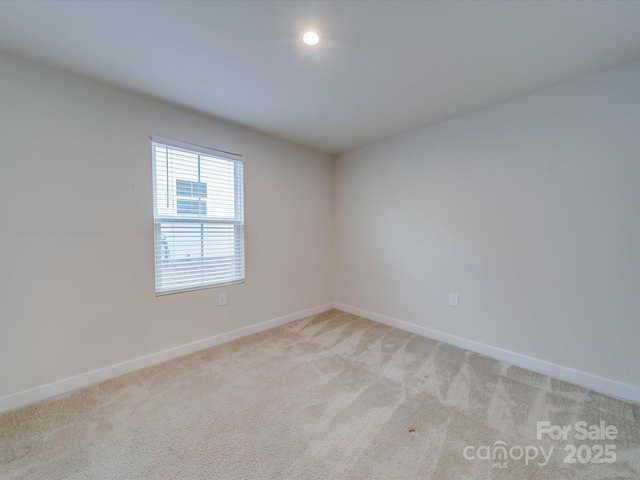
[{"xmin": 1, "ymin": 309, "xmax": 639, "ymax": 479}]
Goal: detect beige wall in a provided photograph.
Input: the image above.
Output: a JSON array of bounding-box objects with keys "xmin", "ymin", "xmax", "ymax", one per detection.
[
  {"xmin": 2, "ymin": 49, "xmax": 639, "ymax": 407},
  {"xmin": 0, "ymin": 52, "xmax": 334, "ymax": 399},
  {"xmin": 335, "ymin": 60, "xmax": 640, "ymax": 393}
]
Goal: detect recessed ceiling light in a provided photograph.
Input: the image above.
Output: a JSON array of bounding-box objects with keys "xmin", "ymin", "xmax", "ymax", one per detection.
[{"xmin": 302, "ymin": 30, "xmax": 320, "ymax": 46}]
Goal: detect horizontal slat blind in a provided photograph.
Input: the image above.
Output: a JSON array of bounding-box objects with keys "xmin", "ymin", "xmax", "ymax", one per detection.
[{"xmin": 152, "ymin": 138, "xmax": 244, "ymax": 294}]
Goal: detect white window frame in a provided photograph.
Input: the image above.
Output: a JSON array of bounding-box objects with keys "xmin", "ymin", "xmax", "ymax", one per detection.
[{"xmin": 151, "ymin": 136, "xmax": 245, "ymax": 296}]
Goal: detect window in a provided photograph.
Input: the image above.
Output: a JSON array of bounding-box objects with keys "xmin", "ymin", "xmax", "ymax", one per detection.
[
  {"xmin": 151, "ymin": 136, "xmax": 244, "ymax": 295},
  {"xmin": 176, "ymin": 179, "xmax": 207, "ymax": 198},
  {"xmin": 177, "ymin": 199, "xmax": 207, "ymax": 215},
  {"xmin": 176, "ymin": 179, "xmax": 207, "ymax": 215}
]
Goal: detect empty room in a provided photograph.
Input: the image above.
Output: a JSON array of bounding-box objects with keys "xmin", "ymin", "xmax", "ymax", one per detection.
[{"xmin": 1, "ymin": 1, "xmax": 639, "ymax": 479}]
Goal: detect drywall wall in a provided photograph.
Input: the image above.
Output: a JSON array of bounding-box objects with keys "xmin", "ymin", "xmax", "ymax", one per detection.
[
  {"xmin": 0, "ymin": 51, "xmax": 333, "ymax": 404},
  {"xmin": 335, "ymin": 60, "xmax": 640, "ymax": 398}
]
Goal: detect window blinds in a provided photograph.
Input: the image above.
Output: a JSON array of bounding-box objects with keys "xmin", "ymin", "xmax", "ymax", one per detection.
[{"xmin": 151, "ymin": 137, "xmax": 244, "ymax": 295}]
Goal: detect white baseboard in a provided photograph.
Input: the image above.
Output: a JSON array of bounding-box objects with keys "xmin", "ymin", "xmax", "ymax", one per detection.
[
  {"xmin": 5, "ymin": 302, "xmax": 636, "ymax": 413},
  {"xmin": 334, "ymin": 303, "xmax": 640, "ymax": 405},
  {"xmin": 0, "ymin": 304, "xmax": 334, "ymax": 414}
]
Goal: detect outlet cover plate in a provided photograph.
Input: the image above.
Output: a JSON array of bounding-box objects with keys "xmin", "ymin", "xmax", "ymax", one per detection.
[{"xmin": 449, "ymin": 293, "xmax": 459, "ymax": 307}]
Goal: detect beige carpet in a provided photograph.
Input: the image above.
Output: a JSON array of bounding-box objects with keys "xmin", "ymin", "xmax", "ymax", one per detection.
[{"xmin": 1, "ymin": 309, "xmax": 639, "ymax": 479}]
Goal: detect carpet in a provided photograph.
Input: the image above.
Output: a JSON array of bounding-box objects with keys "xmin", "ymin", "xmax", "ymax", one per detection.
[{"xmin": 1, "ymin": 309, "xmax": 639, "ymax": 479}]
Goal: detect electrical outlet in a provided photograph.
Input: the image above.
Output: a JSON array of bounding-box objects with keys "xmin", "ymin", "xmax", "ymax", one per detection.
[
  {"xmin": 218, "ymin": 293, "xmax": 227, "ymax": 306},
  {"xmin": 448, "ymin": 293, "xmax": 459, "ymax": 307}
]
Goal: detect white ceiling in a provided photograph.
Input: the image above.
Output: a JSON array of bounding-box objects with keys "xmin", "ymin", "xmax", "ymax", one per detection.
[{"xmin": 1, "ymin": 1, "xmax": 640, "ymax": 154}]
